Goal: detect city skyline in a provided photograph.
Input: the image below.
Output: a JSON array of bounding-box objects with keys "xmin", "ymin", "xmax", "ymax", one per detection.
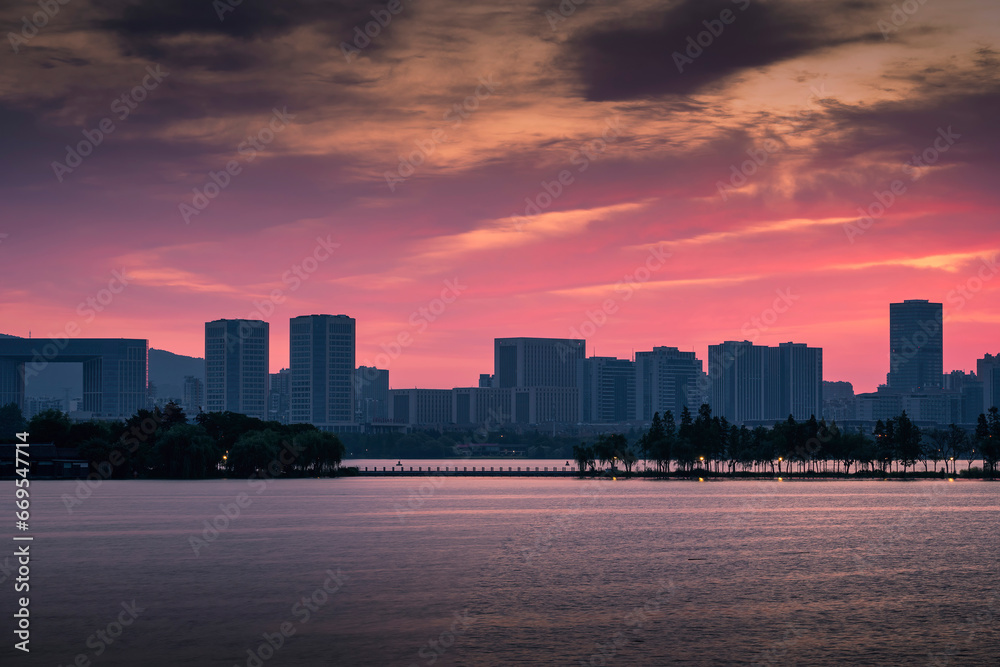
[
  {"xmin": 2, "ymin": 1, "xmax": 998, "ymax": 395},
  {"xmin": 4, "ymin": 295, "xmax": 996, "ymax": 396}
]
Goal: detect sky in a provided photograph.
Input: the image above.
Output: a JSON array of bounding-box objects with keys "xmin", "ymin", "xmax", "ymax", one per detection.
[{"xmin": 1, "ymin": 0, "xmax": 998, "ymax": 393}]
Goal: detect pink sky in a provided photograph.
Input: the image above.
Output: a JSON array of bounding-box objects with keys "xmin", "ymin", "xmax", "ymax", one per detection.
[{"xmin": 1, "ymin": 0, "xmax": 998, "ymax": 392}]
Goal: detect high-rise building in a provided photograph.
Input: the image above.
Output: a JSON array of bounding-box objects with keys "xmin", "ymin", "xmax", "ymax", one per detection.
[
  {"xmin": 182, "ymin": 375, "xmax": 204, "ymax": 413},
  {"xmin": 888, "ymin": 300, "xmax": 943, "ymax": 391},
  {"xmin": 205, "ymin": 319, "xmax": 269, "ymax": 419},
  {"xmin": 977, "ymin": 354, "xmax": 1000, "ymax": 414},
  {"xmin": 634, "ymin": 346, "xmax": 702, "ymax": 421},
  {"xmin": 578, "ymin": 357, "xmax": 635, "ymax": 423},
  {"xmin": 494, "ymin": 337, "xmax": 584, "ymax": 423},
  {"xmin": 708, "ymin": 340, "xmax": 822, "ymax": 424},
  {"xmin": 822, "ymin": 381, "xmax": 856, "ymax": 422},
  {"xmin": 289, "ymin": 314, "xmax": 355, "ymax": 427},
  {"xmin": 269, "ymin": 368, "xmax": 291, "ymax": 423},
  {"xmin": 355, "ymin": 366, "xmax": 389, "ymax": 422},
  {"xmin": 777, "ymin": 342, "xmax": 823, "ymax": 420},
  {"xmin": 494, "ymin": 337, "xmax": 584, "ymax": 388}
]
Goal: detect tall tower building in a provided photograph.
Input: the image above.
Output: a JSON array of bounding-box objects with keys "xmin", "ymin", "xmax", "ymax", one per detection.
[
  {"xmin": 205, "ymin": 319, "xmax": 269, "ymax": 418},
  {"xmin": 494, "ymin": 337, "xmax": 584, "ymax": 424},
  {"xmin": 888, "ymin": 300, "xmax": 943, "ymax": 391},
  {"xmin": 290, "ymin": 314, "xmax": 356, "ymax": 427},
  {"xmin": 578, "ymin": 356, "xmax": 635, "ymax": 423},
  {"xmin": 269, "ymin": 368, "xmax": 291, "ymax": 424},
  {"xmin": 708, "ymin": 341, "xmax": 775, "ymax": 424},
  {"xmin": 183, "ymin": 375, "xmax": 204, "ymax": 413},
  {"xmin": 355, "ymin": 366, "xmax": 389, "ymax": 422},
  {"xmin": 634, "ymin": 346, "xmax": 703, "ymax": 421},
  {"xmin": 978, "ymin": 354, "xmax": 1000, "ymax": 413},
  {"xmin": 777, "ymin": 342, "xmax": 823, "ymax": 420}
]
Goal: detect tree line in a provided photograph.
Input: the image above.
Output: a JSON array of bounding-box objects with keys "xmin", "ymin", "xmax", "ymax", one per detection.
[
  {"xmin": 572, "ymin": 404, "xmax": 1000, "ymax": 478},
  {"xmin": 0, "ymin": 402, "xmax": 345, "ymax": 479}
]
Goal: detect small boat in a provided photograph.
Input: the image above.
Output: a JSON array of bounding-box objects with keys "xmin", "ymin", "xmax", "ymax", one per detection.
[{"xmin": 395, "ymin": 460, "xmax": 402, "ymax": 466}]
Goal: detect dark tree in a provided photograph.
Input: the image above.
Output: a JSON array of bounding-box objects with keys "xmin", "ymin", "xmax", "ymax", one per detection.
[
  {"xmin": 894, "ymin": 411, "xmax": 921, "ymax": 477},
  {"xmin": 28, "ymin": 409, "xmax": 72, "ymax": 447},
  {"xmin": 154, "ymin": 424, "xmax": 221, "ymax": 479},
  {"xmin": 0, "ymin": 403, "xmax": 27, "ymax": 442},
  {"xmin": 946, "ymin": 424, "xmax": 969, "ymax": 475}
]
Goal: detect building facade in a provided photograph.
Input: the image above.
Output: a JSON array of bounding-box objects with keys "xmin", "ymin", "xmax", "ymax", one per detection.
[
  {"xmin": 494, "ymin": 337, "xmax": 584, "ymax": 388},
  {"xmin": 289, "ymin": 315, "xmax": 355, "ymax": 427},
  {"xmin": 493, "ymin": 337, "xmax": 583, "ymax": 423},
  {"xmin": 389, "ymin": 389, "xmax": 452, "ymax": 426},
  {"xmin": 708, "ymin": 340, "xmax": 822, "ymax": 424},
  {"xmin": 578, "ymin": 356, "xmax": 635, "ymax": 423},
  {"xmin": 355, "ymin": 366, "xmax": 389, "ymax": 422},
  {"xmin": 268, "ymin": 368, "xmax": 290, "ymax": 424},
  {"xmin": 205, "ymin": 319, "xmax": 269, "ymax": 419},
  {"xmin": 0, "ymin": 337, "xmax": 148, "ymax": 420},
  {"xmin": 183, "ymin": 375, "xmax": 204, "ymax": 414},
  {"xmin": 977, "ymin": 354, "xmax": 1000, "ymax": 414},
  {"xmin": 634, "ymin": 346, "xmax": 701, "ymax": 421},
  {"xmin": 888, "ymin": 300, "xmax": 943, "ymax": 391}
]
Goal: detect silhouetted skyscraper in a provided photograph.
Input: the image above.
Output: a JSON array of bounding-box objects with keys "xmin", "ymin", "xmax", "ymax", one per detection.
[
  {"xmin": 888, "ymin": 300, "xmax": 943, "ymax": 391},
  {"xmin": 355, "ymin": 366, "xmax": 389, "ymax": 422},
  {"xmin": 494, "ymin": 337, "xmax": 583, "ymax": 423},
  {"xmin": 183, "ymin": 375, "xmax": 204, "ymax": 413},
  {"xmin": 634, "ymin": 346, "xmax": 702, "ymax": 421},
  {"xmin": 578, "ymin": 356, "xmax": 635, "ymax": 423},
  {"xmin": 269, "ymin": 368, "xmax": 290, "ymax": 424},
  {"xmin": 977, "ymin": 353, "xmax": 1000, "ymax": 413},
  {"xmin": 205, "ymin": 319, "xmax": 269, "ymax": 419},
  {"xmin": 777, "ymin": 342, "xmax": 823, "ymax": 420},
  {"xmin": 290, "ymin": 314, "xmax": 355, "ymax": 427},
  {"xmin": 708, "ymin": 340, "xmax": 822, "ymax": 424}
]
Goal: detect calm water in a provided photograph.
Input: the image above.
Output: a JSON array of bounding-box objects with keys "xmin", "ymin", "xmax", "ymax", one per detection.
[{"xmin": 0, "ymin": 479, "xmax": 997, "ymax": 666}]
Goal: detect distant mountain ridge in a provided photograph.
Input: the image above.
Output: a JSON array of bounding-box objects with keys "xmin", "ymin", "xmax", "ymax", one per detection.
[{"xmin": 0, "ymin": 333, "xmax": 203, "ymax": 400}]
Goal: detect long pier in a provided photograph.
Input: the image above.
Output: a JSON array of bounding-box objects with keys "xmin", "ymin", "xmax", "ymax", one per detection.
[{"xmin": 354, "ymin": 464, "xmax": 579, "ymax": 477}]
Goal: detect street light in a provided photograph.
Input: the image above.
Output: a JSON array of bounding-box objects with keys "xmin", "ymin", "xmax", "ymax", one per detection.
[{"xmin": 778, "ymin": 456, "xmax": 783, "ymax": 475}]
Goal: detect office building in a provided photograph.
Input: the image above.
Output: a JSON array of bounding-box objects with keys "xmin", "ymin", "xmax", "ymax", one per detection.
[
  {"xmin": 856, "ymin": 386, "xmax": 961, "ymax": 424},
  {"xmin": 389, "ymin": 388, "xmax": 452, "ymax": 426},
  {"xmin": 888, "ymin": 300, "xmax": 943, "ymax": 391},
  {"xmin": 452, "ymin": 386, "xmax": 513, "ymax": 426},
  {"xmin": 494, "ymin": 337, "xmax": 583, "ymax": 424},
  {"xmin": 634, "ymin": 347, "xmax": 701, "ymax": 421},
  {"xmin": 0, "ymin": 337, "xmax": 147, "ymax": 420},
  {"xmin": 268, "ymin": 368, "xmax": 290, "ymax": 423},
  {"xmin": 183, "ymin": 375, "xmax": 204, "ymax": 413},
  {"xmin": 355, "ymin": 366, "xmax": 389, "ymax": 422},
  {"xmin": 978, "ymin": 354, "xmax": 1000, "ymax": 413},
  {"xmin": 708, "ymin": 340, "xmax": 822, "ymax": 424},
  {"xmin": 579, "ymin": 357, "xmax": 635, "ymax": 423},
  {"xmin": 290, "ymin": 315, "xmax": 356, "ymax": 428},
  {"xmin": 777, "ymin": 342, "xmax": 823, "ymax": 420},
  {"xmin": 494, "ymin": 337, "xmax": 584, "ymax": 388},
  {"xmin": 205, "ymin": 319, "xmax": 269, "ymax": 419}
]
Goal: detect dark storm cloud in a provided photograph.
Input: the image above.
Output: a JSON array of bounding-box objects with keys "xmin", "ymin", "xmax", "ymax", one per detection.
[
  {"xmin": 95, "ymin": 0, "xmax": 396, "ymax": 64},
  {"xmin": 816, "ymin": 62, "xmax": 1000, "ymax": 167},
  {"xmin": 570, "ymin": 0, "xmax": 883, "ymax": 101}
]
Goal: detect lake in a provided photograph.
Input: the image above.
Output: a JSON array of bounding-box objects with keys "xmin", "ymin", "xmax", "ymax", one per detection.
[{"xmin": 1, "ymin": 478, "xmax": 997, "ymax": 666}]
